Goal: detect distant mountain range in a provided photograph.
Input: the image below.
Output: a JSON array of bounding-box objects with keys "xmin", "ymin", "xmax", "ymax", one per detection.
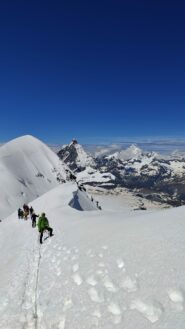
[{"xmin": 58, "ymin": 140, "xmax": 185, "ymax": 206}]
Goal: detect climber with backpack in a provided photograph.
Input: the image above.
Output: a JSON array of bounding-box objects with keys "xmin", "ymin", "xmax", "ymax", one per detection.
[
  {"xmin": 31, "ymin": 212, "xmax": 39, "ymax": 228},
  {"xmin": 37, "ymin": 212, "xmax": 53, "ymax": 244},
  {"xmin": 29, "ymin": 206, "xmax": 34, "ymax": 216},
  {"xmin": 18, "ymin": 208, "xmax": 24, "ymax": 219}
]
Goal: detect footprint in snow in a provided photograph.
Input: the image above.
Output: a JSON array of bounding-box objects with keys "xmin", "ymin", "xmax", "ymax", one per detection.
[
  {"xmin": 72, "ymin": 273, "xmax": 83, "ymax": 286},
  {"xmin": 92, "ymin": 309, "xmax": 101, "ymax": 318},
  {"xmin": 88, "ymin": 287, "xmax": 104, "ymax": 303},
  {"xmin": 71, "ymin": 255, "xmax": 78, "ymax": 261},
  {"xmin": 168, "ymin": 289, "xmax": 184, "ymax": 312},
  {"xmin": 108, "ymin": 302, "xmax": 122, "ymax": 315},
  {"xmin": 86, "ymin": 275, "xmax": 98, "ymax": 286},
  {"xmin": 86, "ymin": 249, "xmax": 95, "ymax": 258},
  {"xmin": 63, "ymin": 298, "xmax": 73, "ymax": 312},
  {"xmin": 130, "ymin": 299, "xmax": 164, "ymax": 323},
  {"xmin": 96, "ymin": 270, "xmax": 104, "ymax": 276},
  {"xmin": 51, "ymin": 256, "xmax": 56, "ymax": 263},
  {"xmin": 103, "ymin": 276, "xmax": 117, "ymax": 293},
  {"xmin": 98, "ymin": 253, "xmax": 103, "ymax": 258},
  {"xmin": 102, "ymin": 245, "xmax": 108, "ymax": 250},
  {"xmin": 72, "ymin": 263, "xmax": 79, "ymax": 273},
  {"xmin": 56, "ymin": 269, "xmax": 62, "ymax": 277},
  {"xmin": 120, "ymin": 276, "xmax": 138, "ymax": 292},
  {"xmin": 108, "ymin": 302, "xmax": 122, "ymax": 324},
  {"xmin": 58, "ymin": 316, "xmax": 66, "ymax": 329},
  {"xmin": 86, "ymin": 249, "xmax": 92, "ymax": 256},
  {"xmin": 116, "ymin": 258, "xmax": 125, "ymax": 269}
]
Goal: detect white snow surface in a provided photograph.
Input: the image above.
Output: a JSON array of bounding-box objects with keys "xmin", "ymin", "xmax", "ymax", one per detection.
[
  {"xmin": 0, "ymin": 135, "xmax": 67, "ymax": 219},
  {"xmin": 77, "ymin": 166, "xmax": 115, "ymax": 184},
  {"xmin": 0, "ymin": 182, "xmax": 185, "ymax": 328}
]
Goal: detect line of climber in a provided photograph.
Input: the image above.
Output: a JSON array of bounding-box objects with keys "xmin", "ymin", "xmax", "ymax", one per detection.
[{"xmin": 17, "ymin": 205, "xmax": 53, "ymax": 244}]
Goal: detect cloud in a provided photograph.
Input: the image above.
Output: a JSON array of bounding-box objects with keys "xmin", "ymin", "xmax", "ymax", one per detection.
[{"xmin": 94, "ymin": 144, "xmax": 122, "ymax": 157}]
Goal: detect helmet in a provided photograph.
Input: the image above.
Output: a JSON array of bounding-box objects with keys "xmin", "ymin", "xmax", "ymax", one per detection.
[{"xmin": 41, "ymin": 212, "xmax": 45, "ymax": 217}]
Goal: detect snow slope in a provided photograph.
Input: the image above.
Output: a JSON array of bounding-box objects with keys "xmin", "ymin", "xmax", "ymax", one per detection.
[
  {"xmin": 0, "ymin": 182, "xmax": 185, "ymax": 329},
  {"xmin": 76, "ymin": 166, "xmax": 115, "ymax": 185},
  {"xmin": 69, "ymin": 189, "xmax": 97, "ymax": 211},
  {"xmin": 0, "ymin": 135, "xmax": 67, "ymax": 218}
]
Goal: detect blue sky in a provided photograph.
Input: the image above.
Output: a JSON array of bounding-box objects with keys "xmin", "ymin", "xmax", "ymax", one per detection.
[{"xmin": 0, "ymin": 1, "xmax": 185, "ymax": 144}]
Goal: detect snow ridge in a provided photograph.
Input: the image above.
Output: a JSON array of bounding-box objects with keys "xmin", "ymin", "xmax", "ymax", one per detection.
[{"xmin": 0, "ymin": 135, "xmax": 67, "ymax": 218}]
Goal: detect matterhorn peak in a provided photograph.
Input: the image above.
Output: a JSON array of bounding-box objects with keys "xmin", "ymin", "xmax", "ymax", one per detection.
[
  {"xmin": 58, "ymin": 140, "xmax": 95, "ymax": 171},
  {"xmin": 70, "ymin": 139, "xmax": 78, "ymax": 146}
]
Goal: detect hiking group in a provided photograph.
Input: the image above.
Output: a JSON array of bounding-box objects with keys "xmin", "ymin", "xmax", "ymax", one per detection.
[{"xmin": 18, "ymin": 205, "xmax": 53, "ymax": 244}]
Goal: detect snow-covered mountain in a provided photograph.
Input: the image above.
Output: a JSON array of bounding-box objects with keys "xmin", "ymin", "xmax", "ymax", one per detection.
[
  {"xmin": 58, "ymin": 140, "xmax": 115, "ymax": 188},
  {"xmin": 58, "ymin": 139, "xmax": 96, "ymax": 171},
  {"xmin": 1, "ymin": 182, "xmax": 185, "ymax": 328},
  {"xmin": 0, "ymin": 135, "xmax": 68, "ymax": 218}
]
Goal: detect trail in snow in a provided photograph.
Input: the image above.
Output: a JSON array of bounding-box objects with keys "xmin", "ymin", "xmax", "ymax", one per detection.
[
  {"xmin": 1, "ymin": 183, "xmax": 185, "ymax": 329},
  {"xmin": 1, "ymin": 221, "xmax": 185, "ymax": 329},
  {"xmin": 34, "ymin": 245, "xmax": 41, "ymax": 329}
]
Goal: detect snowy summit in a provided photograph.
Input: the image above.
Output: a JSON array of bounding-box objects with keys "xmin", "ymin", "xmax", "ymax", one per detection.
[
  {"xmin": 0, "ymin": 135, "xmax": 67, "ymax": 218},
  {"xmin": 58, "ymin": 139, "xmax": 95, "ymax": 171}
]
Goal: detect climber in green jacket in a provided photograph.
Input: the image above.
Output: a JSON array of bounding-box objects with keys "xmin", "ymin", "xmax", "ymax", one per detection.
[{"xmin": 38, "ymin": 212, "xmax": 53, "ymax": 244}]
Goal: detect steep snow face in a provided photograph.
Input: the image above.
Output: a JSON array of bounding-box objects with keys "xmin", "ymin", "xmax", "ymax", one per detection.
[
  {"xmin": 0, "ymin": 135, "xmax": 67, "ymax": 218},
  {"xmin": 1, "ymin": 183, "xmax": 185, "ymax": 328},
  {"xmin": 69, "ymin": 189, "xmax": 98, "ymax": 211},
  {"xmin": 74, "ymin": 142, "xmax": 96, "ymax": 168},
  {"xmin": 58, "ymin": 140, "xmax": 95, "ymax": 171}
]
